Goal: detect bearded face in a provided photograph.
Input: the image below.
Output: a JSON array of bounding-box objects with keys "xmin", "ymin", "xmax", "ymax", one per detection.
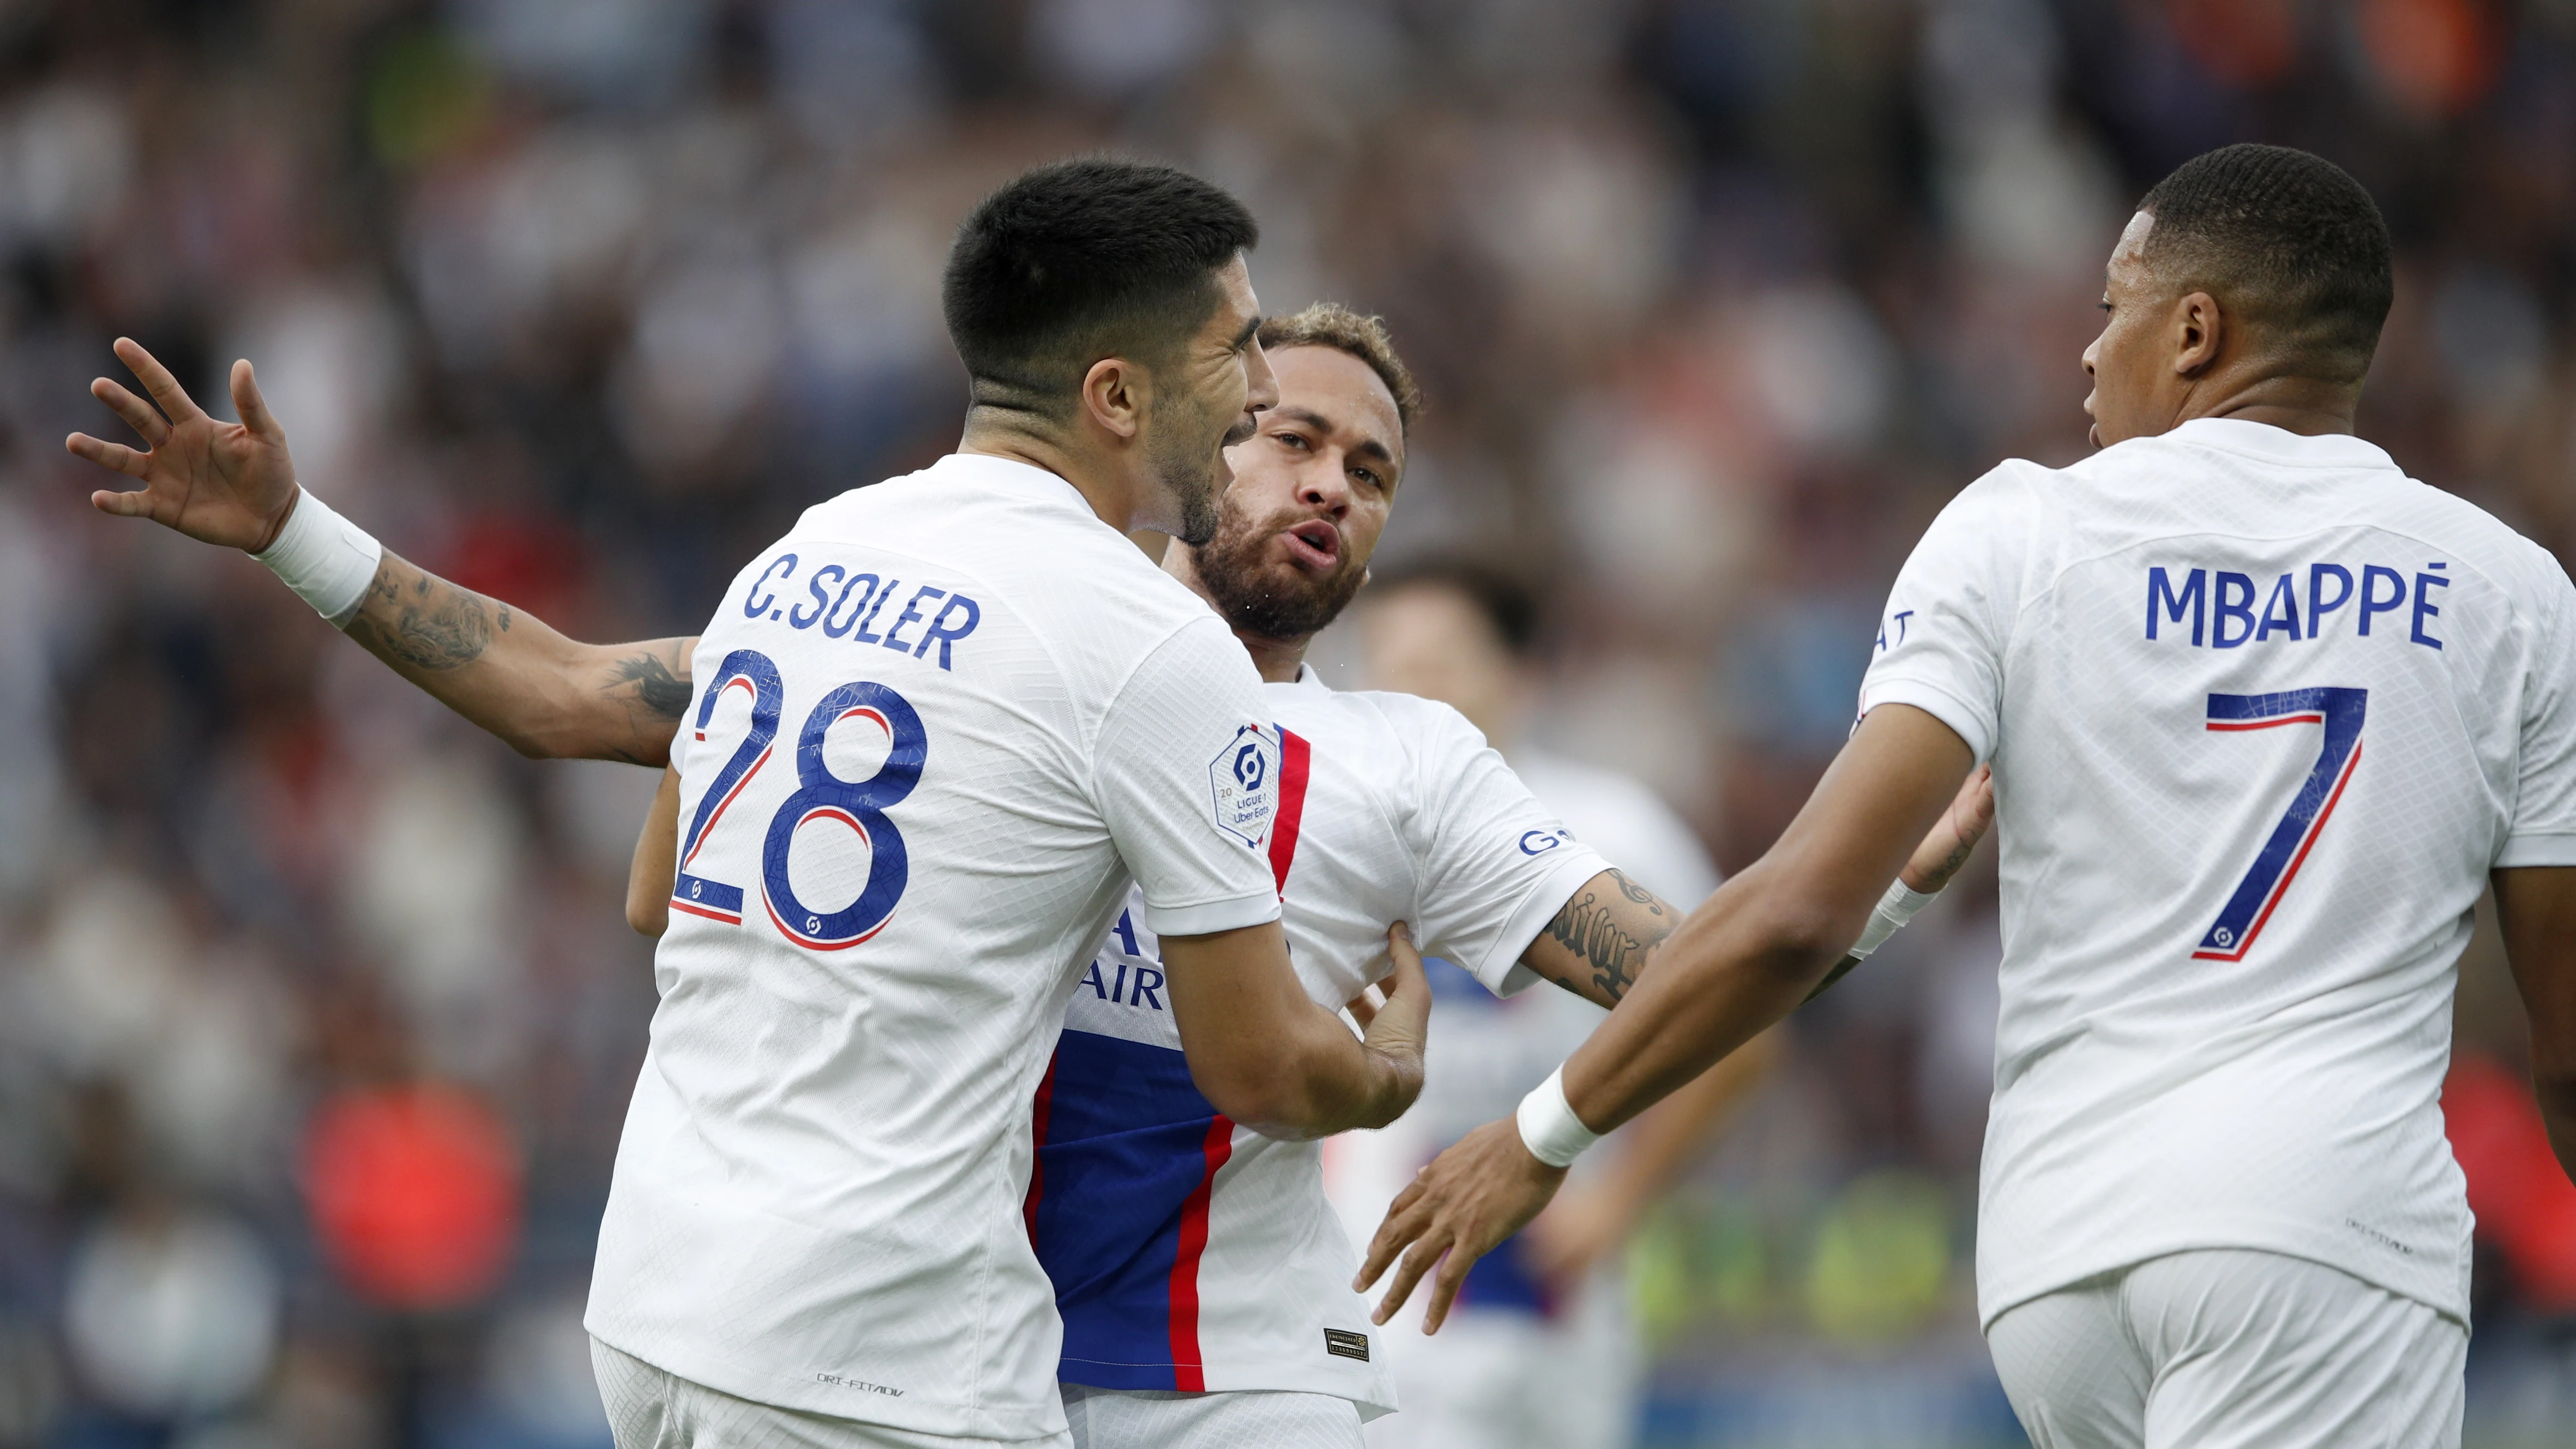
[{"xmin": 1190, "ymin": 485, "xmax": 1371, "ymax": 640}]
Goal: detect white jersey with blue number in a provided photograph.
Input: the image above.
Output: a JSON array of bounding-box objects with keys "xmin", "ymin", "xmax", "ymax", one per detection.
[
  {"xmin": 1860, "ymin": 418, "xmax": 2576, "ymax": 1327},
  {"xmin": 1024, "ymin": 669, "xmax": 1611, "ymax": 1418},
  {"xmin": 585, "ymin": 453, "xmax": 1285, "ymax": 1441}
]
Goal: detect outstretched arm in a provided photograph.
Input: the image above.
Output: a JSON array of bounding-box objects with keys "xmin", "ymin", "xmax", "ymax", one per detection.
[
  {"xmin": 2495, "ymin": 865, "xmax": 2576, "ymax": 1184},
  {"xmin": 341, "ymin": 551, "xmax": 696, "ymax": 764},
  {"xmin": 1508, "ymin": 765, "xmax": 1994, "ymax": 1282},
  {"xmin": 69, "ymin": 338, "xmax": 696, "ymax": 765},
  {"xmin": 1519, "ymin": 765, "xmax": 1994, "ymax": 1011},
  {"xmin": 1358, "ymin": 704, "xmax": 1974, "ymax": 1328}
]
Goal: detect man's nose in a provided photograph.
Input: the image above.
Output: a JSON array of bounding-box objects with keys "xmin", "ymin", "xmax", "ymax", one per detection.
[
  {"xmin": 1243, "ymin": 338, "xmax": 1281, "ymax": 414},
  {"xmin": 1301, "ymin": 458, "xmax": 1353, "ymax": 515}
]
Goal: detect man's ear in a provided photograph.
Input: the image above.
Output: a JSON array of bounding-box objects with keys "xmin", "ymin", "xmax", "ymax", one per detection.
[
  {"xmin": 1081, "ymin": 357, "xmax": 1147, "ymax": 442},
  {"xmin": 2172, "ymin": 291, "xmax": 2224, "ymax": 378}
]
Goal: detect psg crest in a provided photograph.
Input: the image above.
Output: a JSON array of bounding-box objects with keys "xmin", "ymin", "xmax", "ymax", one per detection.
[{"xmin": 1208, "ymin": 723, "xmax": 1282, "ymax": 849}]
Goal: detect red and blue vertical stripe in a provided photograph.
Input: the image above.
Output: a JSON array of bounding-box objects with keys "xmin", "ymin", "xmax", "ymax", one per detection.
[{"xmin": 1025, "ymin": 727, "xmax": 1311, "ymax": 1391}]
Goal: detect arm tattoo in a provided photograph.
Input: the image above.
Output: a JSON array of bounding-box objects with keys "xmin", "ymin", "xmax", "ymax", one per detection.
[
  {"xmin": 1542, "ymin": 870, "xmax": 1672, "ymax": 1004},
  {"xmin": 610, "ymin": 652, "xmax": 693, "ymax": 722},
  {"xmin": 1921, "ymin": 836, "xmax": 1976, "ymax": 893},
  {"xmin": 348, "ymin": 559, "xmax": 492, "ymax": 671}
]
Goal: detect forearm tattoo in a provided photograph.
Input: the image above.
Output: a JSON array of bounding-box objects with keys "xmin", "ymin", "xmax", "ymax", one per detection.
[
  {"xmin": 1542, "ymin": 869, "xmax": 1673, "ymax": 1004},
  {"xmin": 347, "ymin": 556, "xmax": 492, "ymax": 671},
  {"xmin": 610, "ymin": 651, "xmax": 692, "ymax": 722}
]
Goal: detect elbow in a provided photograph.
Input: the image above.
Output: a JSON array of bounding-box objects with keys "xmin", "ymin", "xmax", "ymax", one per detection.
[
  {"xmin": 626, "ymin": 895, "xmax": 669, "ymax": 938},
  {"xmin": 1195, "ymin": 1067, "xmax": 1298, "ymax": 1134},
  {"xmin": 1194, "ymin": 1047, "xmax": 1413, "ymax": 1142},
  {"xmin": 1195, "ymin": 1065, "xmax": 1313, "ymax": 1140},
  {"xmin": 1740, "ymin": 894, "xmax": 1865, "ymax": 990},
  {"xmin": 503, "ymin": 730, "xmax": 559, "ymax": 761}
]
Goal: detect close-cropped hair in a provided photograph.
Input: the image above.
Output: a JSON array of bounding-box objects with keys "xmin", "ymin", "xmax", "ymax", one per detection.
[
  {"xmin": 2136, "ymin": 143, "xmax": 2394, "ymax": 386},
  {"xmin": 942, "ymin": 157, "xmax": 1260, "ymax": 419},
  {"xmin": 1256, "ymin": 303, "xmax": 1425, "ymax": 433}
]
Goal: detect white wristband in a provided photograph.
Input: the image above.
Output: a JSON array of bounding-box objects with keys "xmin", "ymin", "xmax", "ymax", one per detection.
[
  {"xmin": 1846, "ymin": 877, "xmax": 1937, "ymax": 960},
  {"xmin": 253, "ymin": 489, "xmax": 381, "ymax": 628},
  {"xmin": 1514, "ymin": 1066, "xmax": 1600, "ymax": 1169}
]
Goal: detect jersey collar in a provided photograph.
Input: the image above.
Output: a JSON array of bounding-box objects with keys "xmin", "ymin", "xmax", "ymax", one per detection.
[
  {"xmin": 2166, "ymin": 417, "xmax": 2396, "ymax": 472},
  {"xmin": 931, "ymin": 450, "xmax": 1096, "ymax": 513}
]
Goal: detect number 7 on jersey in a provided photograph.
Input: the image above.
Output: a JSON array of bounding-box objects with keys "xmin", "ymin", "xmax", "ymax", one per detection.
[{"xmin": 2194, "ymin": 687, "xmax": 2367, "ymax": 961}]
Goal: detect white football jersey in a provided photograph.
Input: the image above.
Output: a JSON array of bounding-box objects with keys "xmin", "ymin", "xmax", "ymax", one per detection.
[
  {"xmin": 1024, "ymin": 670, "xmax": 1611, "ymax": 1417},
  {"xmin": 1859, "ymin": 418, "xmax": 2576, "ymax": 1327},
  {"xmin": 585, "ymin": 454, "xmax": 1286, "ymax": 1441}
]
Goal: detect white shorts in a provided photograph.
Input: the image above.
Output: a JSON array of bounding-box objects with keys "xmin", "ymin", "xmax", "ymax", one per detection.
[
  {"xmin": 1057, "ymin": 1382, "xmax": 1362, "ymax": 1449},
  {"xmin": 592, "ymin": 1339, "xmax": 1072, "ymax": 1449},
  {"xmin": 1984, "ymin": 1249, "xmax": 2465, "ymax": 1449}
]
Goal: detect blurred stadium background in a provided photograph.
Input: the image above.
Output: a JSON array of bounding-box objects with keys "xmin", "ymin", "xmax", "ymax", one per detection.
[{"xmin": 2, "ymin": 1, "xmax": 2573, "ymax": 1445}]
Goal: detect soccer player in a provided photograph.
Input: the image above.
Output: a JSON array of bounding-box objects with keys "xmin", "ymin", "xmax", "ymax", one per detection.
[
  {"xmin": 1349, "ymin": 562, "xmax": 1742, "ymax": 1449},
  {"xmin": 69, "ymin": 159, "xmax": 1434, "ymax": 1449},
  {"xmin": 625, "ymin": 303, "xmax": 1991, "ymax": 1449},
  {"xmin": 1358, "ymin": 143, "xmax": 2576, "ymax": 1449}
]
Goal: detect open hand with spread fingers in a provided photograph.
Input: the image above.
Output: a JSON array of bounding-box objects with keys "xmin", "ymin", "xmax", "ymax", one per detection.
[
  {"xmin": 68, "ymin": 338, "xmax": 303, "ymax": 553},
  {"xmin": 1352, "ymin": 1116, "xmax": 1563, "ymax": 1334}
]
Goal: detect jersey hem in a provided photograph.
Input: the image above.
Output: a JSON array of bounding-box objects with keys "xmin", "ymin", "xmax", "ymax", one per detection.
[
  {"xmin": 1056, "ymin": 1360, "xmax": 1398, "ymax": 1421},
  {"xmin": 2496, "ymin": 832, "xmax": 2576, "ymax": 868},
  {"xmin": 580, "ymin": 1319, "xmax": 1074, "ymax": 1442},
  {"xmin": 1858, "ymin": 678, "xmax": 1993, "ymax": 763},
  {"xmin": 1139, "ymin": 890, "xmax": 1284, "ymax": 937},
  {"xmin": 1976, "ymin": 1224, "xmax": 2468, "ymax": 1333}
]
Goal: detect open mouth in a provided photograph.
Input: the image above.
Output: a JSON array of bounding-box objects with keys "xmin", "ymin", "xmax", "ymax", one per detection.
[{"xmin": 1281, "ymin": 520, "xmax": 1340, "ymax": 571}]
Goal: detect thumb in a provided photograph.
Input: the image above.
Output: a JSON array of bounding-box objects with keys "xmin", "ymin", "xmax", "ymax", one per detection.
[
  {"xmin": 1364, "ymin": 923, "xmax": 1431, "ymax": 1057},
  {"xmin": 1382, "ymin": 922, "xmax": 1429, "ymax": 999},
  {"xmin": 232, "ymin": 358, "xmax": 287, "ymax": 444}
]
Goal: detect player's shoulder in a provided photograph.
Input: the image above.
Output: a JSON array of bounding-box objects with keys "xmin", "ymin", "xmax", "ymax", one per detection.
[
  {"xmin": 1332, "ymin": 688, "xmax": 1494, "ymax": 758},
  {"xmin": 2366, "ymin": 473, "xmax": 2573, "ymax": 600},
  {"xmin": 790, "ymin": 456, "xmax": 1226, "ymax": 642}
]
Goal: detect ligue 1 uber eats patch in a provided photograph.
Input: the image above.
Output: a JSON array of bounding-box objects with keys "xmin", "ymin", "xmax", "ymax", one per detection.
[{"xmin": 1209, "ymin": 723, "xmax": 1281, "ymax": 849}]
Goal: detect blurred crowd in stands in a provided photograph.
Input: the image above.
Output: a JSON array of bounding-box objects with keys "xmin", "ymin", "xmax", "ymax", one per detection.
[{"xmin": 2, "ymin": 1, "xmax": 2574, "ymax": 1445}]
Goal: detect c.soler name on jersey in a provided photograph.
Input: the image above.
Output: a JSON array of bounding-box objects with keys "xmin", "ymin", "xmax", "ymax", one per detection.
[{"xmin": 738, "ymin": 551, "xmax": 984, "ymax": 670}]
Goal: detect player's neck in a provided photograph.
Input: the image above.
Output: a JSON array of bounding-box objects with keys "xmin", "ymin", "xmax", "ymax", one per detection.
[
  {"xmin": 958, "ymin": 414, "xmax": 1155, "ymax": 531},
  {"xmin": 1233, "ymin": 630, "xmax": 1309, "ymax": 684},
  {"xmin": 2172, "ymin": 374, "xmax": 2360, "ymax": 438}
]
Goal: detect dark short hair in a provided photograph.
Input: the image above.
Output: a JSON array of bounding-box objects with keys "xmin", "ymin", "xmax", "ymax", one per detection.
[
  {"xmin": 2136, "ymin": 143, "xmax": 2393, "ymax": 386},
  {"xmin": 1257, "ymin": 303, "xmax": 1424, "ymax": 433},
  {"xmin": 942, "ymin": 158, "xmax": 1259, "ymax": 420},
  {"xmin": 1375, "ymin": 558, "xmax": 1540, "ymax": 658}
]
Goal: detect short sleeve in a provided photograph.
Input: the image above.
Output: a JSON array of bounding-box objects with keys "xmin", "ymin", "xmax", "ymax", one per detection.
[
  {"xmin": 1857, "ymin": 465, "xmax": 2034, "ymax": 764},
  {"xmin": 1094, "ymin": 617, "xmax": 1286, "ymax": 937},
  {"xmin": 2498, "ymin": 552, "xmax": 2576, "ymax": 868},
  {"xmin": 1394, "ymin": 702, "xmax": 1613, "ymax": 997}
]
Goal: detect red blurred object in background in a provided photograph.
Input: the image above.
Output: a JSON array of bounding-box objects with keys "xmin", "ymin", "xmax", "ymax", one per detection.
[
  {"xmin": 442, "ymin": 510, "xmax": 590, "ymax": 629},
  {"xmin": 2445, "ymin": 1052, "xmax": 2576, "ymax": 1313},
  {"xmin": 2167, "ymin": 0, "xmax": 2302, "ymax": 89},
  {"xmin": 303, "ymin": 1083, "xmax": 521, "ymax": 1311},
  {"xmin": 2356, "ymin": 0, "xmax": 2503, "ymax": 118}
]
